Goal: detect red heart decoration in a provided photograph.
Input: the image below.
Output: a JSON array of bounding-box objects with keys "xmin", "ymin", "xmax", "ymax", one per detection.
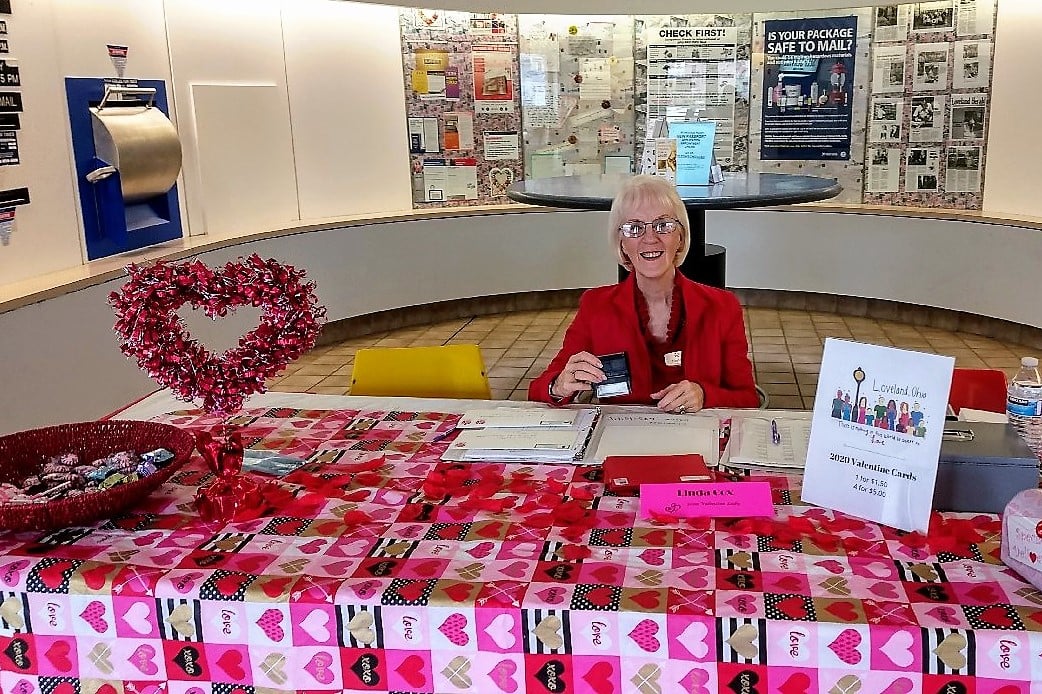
[
  {"xmin": 582, "ymin": 661, "xmax": 615, "ymax": 694},
  {"xmin": 967, "ymin": 584, "xmax": 999, "ymax": 603},
  {"xmin": 443, "ymin": 583, "xmax": 474, "ymax": 603},
  {"xmin": 825, "ymin": 601, "xmax": 859, "ymax": 622},
  {"xmin": 80, "ymin": 564, "xmax": 118, "ymax": 591},
  {"xmin": 979, "ymin": 605, "xmax": 1014, "ymax": 628},
  {"xmin": 777, "ymin": 596, "xmax": 808, "ymax": 619},
  {"xmin": 592, "ymin": 565, "xmax": 620, "ymax": 583},
  {"xmin": 45, "ymin": 640, "xmax": 73, "ymax": 672},
  {"xmin": 585, "ymin": 586, "xmax": 615, "ymax": 607},
  {"xmin": 216, "ymin": 572, "xmax": 249, "ymax": 596},
  {"xmin": 396, "ymin": 655, "xmax": 427, "ymax": 689},
  {"xmin": 217, "ymin": 649, "xmax": 247, "ymax": 680},
  {"xmin": 38, "ymin": 559, "xmax": 75, "ymax": 590},
  {"xmin": 396, "ymin": 580, "xmax": 428, "ymax": 602},
  {"xmin": 262, "ymin": 576, "xmax": 292, "ymax": 599},
  {"xmin": 779, "ymin": 672, "xmax": 811, "ymax": 694},
  {"xmin": 110, "ymin": 254, "xmax": 325, "ymax": 413},
  {"xmin": 628, "ymin": 590, "xmax": 661, "ymax": 610}
]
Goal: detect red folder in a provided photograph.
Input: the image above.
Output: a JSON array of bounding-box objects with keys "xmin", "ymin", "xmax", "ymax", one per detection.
[{"xmin": 602, "ymin": 454, "xmax": 712, "ymax": 496}]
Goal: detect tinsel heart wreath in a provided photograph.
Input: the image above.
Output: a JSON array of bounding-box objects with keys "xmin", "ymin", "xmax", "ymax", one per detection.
[{"xmin": 109, "ymin": 254, "xmax": 326, "ymax": 413}]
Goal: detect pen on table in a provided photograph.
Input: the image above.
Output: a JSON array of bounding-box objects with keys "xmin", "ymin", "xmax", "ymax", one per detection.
[
  {"xmin": 771, "ymin": 419, "xmax": 781, "ymax": 445},
  {"xmin": 431, "ymin": 426, "xmax": 457, "ymax": 443}
]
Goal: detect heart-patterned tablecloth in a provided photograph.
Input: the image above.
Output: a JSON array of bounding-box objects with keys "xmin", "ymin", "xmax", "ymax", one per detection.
[{"xmin": 1, "ymin": 406, "xmax": 1041, "ymax": 694}]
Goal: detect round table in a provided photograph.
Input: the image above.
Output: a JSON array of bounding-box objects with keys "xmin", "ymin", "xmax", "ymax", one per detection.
[{"xmin": 507, "ymin": 173, "xmax": 843, "ymax": 287}]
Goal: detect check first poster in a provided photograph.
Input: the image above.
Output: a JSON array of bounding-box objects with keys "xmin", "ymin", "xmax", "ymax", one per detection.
[{"xmin": 801, "ymin": 338, "xmax": 954, "ymax": 532}]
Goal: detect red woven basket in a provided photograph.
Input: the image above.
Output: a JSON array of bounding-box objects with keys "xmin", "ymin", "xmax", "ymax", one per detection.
[{"xmin": 0, "ymin": 420, "xmax": 195, "ymax": 532}]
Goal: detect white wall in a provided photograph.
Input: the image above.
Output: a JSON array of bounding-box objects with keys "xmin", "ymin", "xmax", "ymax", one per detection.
[
  {"xmin": 283, "ymin": 1, "xmax": 412, "ymax": 217},
  {"xmin": 982, "ymin": 0, "xmax": 1040, "ymax": 217},
  {"xmin": 0, "ymin": 0, "xmax": 82, "ymax": 286}
]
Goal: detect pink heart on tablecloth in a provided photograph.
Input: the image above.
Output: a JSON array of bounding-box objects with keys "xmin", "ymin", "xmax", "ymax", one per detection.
[
  {"xmin": 680, "ymin": 568, "xmax": 709, "ymax": 588},
  {"xmin": 257, "ymin": 608, "xmax": 285, "ymax": 642},
  {"xmin": 679, "ymin": 668, "xmax": 710, "ymax": 694},
  {"xmin": 827, "ymin": 628, "xmax": 862, "ymax": 665},
  {"xmin": 305, "ymin": 652, "xmax": 335, "ymax": 685},
  {"xmin": 926, "ymin": 606, "xmax": 959, "ymax": 624},
  {"xmin": 880, "ymin": 678, "xmax": 915, "ymax": 694},
  {"xmin": 869, "ymin": 581, "xmax": 899, "ymax": 599},
  {"xmin": 129, "ymin": 644, "xmax": 159, "ymax": 676},
  {"xmin": 489, "ymin": 659, "xmax": 519, "ymax": 693},
  {"xmin": 639, "ymin": 548, "xmax": 665, "ymax": 566},
  {"xmin": 484, "ymin": 614, "xmax": 515, "ymax": 650},
  {"xmin": 79, "ymin": 601, "xmax": 109, "ymax": 633},
  {"xmin": 438, "ymin": 613, "xmax": 469, "ymax": 646},
  {"xmin": 814, "ymin": 559, "xmax": 845, "ymax": 574},
  {"xmin": 122, "ymin": 601, "xmax": 153, "ymax": 635},
  {"xmin": 1, "ymin": 560, "xmax": 30, "ymax": 587},
  {"xmin": 879, "ymin": 630, "xmax": 914, "ymax": 668},
  {"xmin": 628, "ymin": 618, "xmax": 661, "ymax": 652},
  {"xmin": 300, "ymin": 609, "xmax": 331, "ymax": 642},
  {"xmin": 499, "ymin": 561, "xmax": 529, "ymax": 579},
  {"xmin": 676, "ymin": 621, "xmax": 709, "ymax": 658},
  {"xmin": 466, "ymin": 542, "xmax": 496, "ymax": 559}
]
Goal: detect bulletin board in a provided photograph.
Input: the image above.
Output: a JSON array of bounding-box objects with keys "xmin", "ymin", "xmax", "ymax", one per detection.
[
  {"xmin": 634, "ymin": 14, "xmax": 753, "ymax": 175},
  {"xmin": 861, "ymin": 0, "xmax": 997, "ymax": 209},
  {"xmin": 399, "ymin": 10, "xmax": 523, "ymax": 208},
  {"xmin": 518, "ymin": 15, "xmax": 636, "ymax": 179}
]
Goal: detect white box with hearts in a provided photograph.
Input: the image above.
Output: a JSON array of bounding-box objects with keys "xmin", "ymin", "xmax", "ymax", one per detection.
[{"xmin": 1001, "ymin": 489, "xmax": 1042, "ymax": 590}]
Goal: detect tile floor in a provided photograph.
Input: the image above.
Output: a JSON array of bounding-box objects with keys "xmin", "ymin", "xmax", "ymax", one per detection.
[{"xmin": 270, "ymin": 306, "xmax": 1039, "ymax": 410}]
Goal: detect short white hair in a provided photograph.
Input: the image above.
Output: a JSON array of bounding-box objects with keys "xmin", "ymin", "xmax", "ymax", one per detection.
[{"xmin": 608, "ymin": 175, "xmax": 690, "ymax": 269}]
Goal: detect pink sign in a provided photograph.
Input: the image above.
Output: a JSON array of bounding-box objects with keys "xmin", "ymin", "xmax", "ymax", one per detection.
[{"xmin": 640, "ymin": 482, "xmax": 775, "ymax": 519}]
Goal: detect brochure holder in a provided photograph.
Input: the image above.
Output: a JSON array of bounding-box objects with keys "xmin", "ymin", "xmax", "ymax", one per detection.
[{"xmin": 640, "ymin": 117, "xmax": 723, "ymax": 185}]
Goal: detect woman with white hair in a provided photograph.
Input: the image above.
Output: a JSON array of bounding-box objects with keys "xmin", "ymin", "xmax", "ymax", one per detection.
[{"xmin": 529, "ymin": 175, "xmax": 758, "ymax": 413}]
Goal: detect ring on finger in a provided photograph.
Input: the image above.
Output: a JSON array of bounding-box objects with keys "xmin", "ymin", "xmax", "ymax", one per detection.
[{"xmin": 678, "ymin": 405, "xmax": 687, "ymax": 414}]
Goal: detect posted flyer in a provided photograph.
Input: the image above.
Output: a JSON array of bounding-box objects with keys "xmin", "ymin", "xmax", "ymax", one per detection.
[
  {"xmin": 761, "ymin": 15, "xmax": 857, "ymax": 161},
  {"xmin": 645, "ymin": 26, "xmax": 738, "ymax": 165},
  {"xmin": 802, "ymin": 339, "xmax": 954, "ymax": 532}
]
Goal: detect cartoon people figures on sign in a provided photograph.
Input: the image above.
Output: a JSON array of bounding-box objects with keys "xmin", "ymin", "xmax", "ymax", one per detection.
[{"xmin": 830, "ymin": 372, "xmax": 928, "ymax": 438}]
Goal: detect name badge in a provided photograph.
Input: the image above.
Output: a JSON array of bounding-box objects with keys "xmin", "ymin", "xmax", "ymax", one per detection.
[{"xmin": 664, "ymin": 350, "xmax": 682, "ymax": 367}]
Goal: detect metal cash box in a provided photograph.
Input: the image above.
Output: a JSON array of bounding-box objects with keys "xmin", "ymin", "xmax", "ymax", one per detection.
[{"xmin": 933, "ymin": 422, "xmax": 1040, "ymax": 514}]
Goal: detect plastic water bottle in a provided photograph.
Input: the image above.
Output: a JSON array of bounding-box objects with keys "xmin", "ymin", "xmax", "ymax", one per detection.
[{"xmin": 1007, "ymin": 356, "xmax": 1042, "ymax": 457}]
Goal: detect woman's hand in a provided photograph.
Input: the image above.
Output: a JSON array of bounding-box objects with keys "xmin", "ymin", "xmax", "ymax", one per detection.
[
  {"xmin": 651, "ymin": 380, "xmax": 705, "ymax": 414},
  {"xmin": 550, "ymin": 352, "xmax": 605, "ymax": 400}
]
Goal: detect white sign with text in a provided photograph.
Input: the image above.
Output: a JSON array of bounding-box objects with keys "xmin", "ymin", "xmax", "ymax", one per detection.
[{"xmin": 802, "ymin": 339, "xmax": 954, "ymax": 532}]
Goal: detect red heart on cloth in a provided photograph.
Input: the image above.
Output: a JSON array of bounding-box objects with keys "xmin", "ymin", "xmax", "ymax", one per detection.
[
  {"xmin": 215, "ymin": 572, "xmax": 250, "ymax": 596},
  {"xmin": 825, "ymin": 601, "xmax": 859, "ymax": 622},
  {"xmin": 38, "ymin": 560, "xmax": 75, "ymax": 590},
  {"xmin": 585, "ymin": 586, "xmax": 615, "ymax": 607},
  {"xmin": 774, "ymin": 575, "xmax": 803, "ymax": 592},
  {"xmin": 779, "ymin": 672, "xmax": 811, "ymax": 694},
  {"xmin": 261, "ymin": 576, "xmax": 292, "ymax": 599},
  {"xmin": 45, "ymin": 640, "xmax": 73, "ymax": 672},
  {"xmin": 582, "ymin": 661, "xmax": 615, "ymax": 694},
  {"xmin": 628, "ymin": 590, "xmax": 661, "ymax": 610},
  {"xmin": 777, "ymin": 596, "xmax": 808, "ymax": 619},
  {"xmin": 591, "ymin": 565, "xmax": 620, "ymax": 583},
  {"xmin": 967, "ymin": 584, "xmax": 999, "ymax": 603},
  {"xmin": 397, "ymin": 655, "xmax": 427, "ymax": 689},
  {"xmin": 979, "ymin": 606, "xmax": 1014, "ymax": 628},
  {"xmin": 80, "ymin": 564, "xmax": 118, "ymax": 591},
  {"xmin": 109, "ymin": 255, "xmax": 325, "ymax": 413},
  {"xmin": 217, "ymin": 649, "xmax": 247, "ymax": 680},
  {"xmin": 442, "ymin": 583, "xmax": 474, "ymax": 603},
  {"xmin": 396, "ymin": 580, "xmax": 428, "ymax": 602}
]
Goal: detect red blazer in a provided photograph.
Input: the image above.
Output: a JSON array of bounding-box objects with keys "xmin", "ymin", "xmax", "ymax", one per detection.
[{"xmin": 529, "ymin": 274, "xmax": 759, "ymax": 408}]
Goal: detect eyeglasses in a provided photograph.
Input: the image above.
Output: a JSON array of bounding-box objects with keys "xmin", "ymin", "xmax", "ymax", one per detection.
[{"xmin": 618, "ymin": 218, "xmax": 682, "ymax": 238}]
